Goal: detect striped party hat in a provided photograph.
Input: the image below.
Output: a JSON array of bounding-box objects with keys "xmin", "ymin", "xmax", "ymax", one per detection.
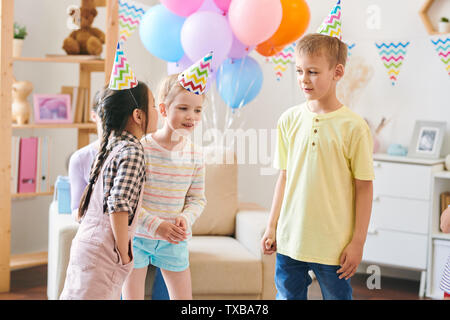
[
  {"xmin": 109, "ymin": 42, "xmax": 138, "ymax": 90},
  {"xmin": 178, "ymin": 52, "xmax": 213, "ymax": 95},
  {"xmin": 317, "ymin": 0, "xmax": 342, "ymax": 40}
]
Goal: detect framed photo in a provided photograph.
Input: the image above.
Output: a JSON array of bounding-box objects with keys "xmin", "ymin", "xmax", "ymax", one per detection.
[
  {"xmin": 33, "ymin": 94, "xmax": 72, "ymax": 124},
  {"xmin": 408, "ymin": 120, "xmax": 447, "ymax": 159}
]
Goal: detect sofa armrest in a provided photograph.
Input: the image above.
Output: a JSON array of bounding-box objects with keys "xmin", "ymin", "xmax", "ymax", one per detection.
[{"xmin": 235, "ymin": 203, "xmax": 276, "ymax": 299}]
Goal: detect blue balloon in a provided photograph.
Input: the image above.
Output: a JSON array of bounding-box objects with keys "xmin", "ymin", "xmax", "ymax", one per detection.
[
  {"xmin": 139, "ymin": 5, "xmax": 185, "ymax": 62},
  {"xmin": 216, "ymin": 56, "xmax": 263, "ymax": 109}
]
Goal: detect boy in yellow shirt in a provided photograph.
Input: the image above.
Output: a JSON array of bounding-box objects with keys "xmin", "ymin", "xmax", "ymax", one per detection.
[{"xmin": 261, "ymin": 2, "xmax": 374, "ymax": 300}]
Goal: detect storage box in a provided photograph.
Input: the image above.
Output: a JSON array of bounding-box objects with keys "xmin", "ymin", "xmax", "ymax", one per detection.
[{"xmin": 431, "ymin": 239, "xmax": 450, "ymax": 299}]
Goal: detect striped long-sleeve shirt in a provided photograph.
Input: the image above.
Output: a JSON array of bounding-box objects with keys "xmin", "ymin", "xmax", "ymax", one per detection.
[{"xmin": 135, "ymin": 134, "xmax": 206, "ymax": 240}]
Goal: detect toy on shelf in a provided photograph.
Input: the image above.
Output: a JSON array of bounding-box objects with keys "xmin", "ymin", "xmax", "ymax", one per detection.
[
  {"xmin": 62, "ymin": 0, "xmax": 105, "ymax": 56},
  {"xmin": 11, "ymin": 80, "xmax": 33, "ymax": 125}
]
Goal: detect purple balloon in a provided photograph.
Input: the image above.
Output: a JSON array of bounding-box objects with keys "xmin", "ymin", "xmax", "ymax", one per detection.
[
  {"xmin": 167, "ymin": 55, "xmax": 193, "ymax": 75},
  {"xmin": 181, "ymin": 11, "xmax": 232, "ymax": 72},
  {"xmin": 197, "ymin": 0, "xmax": 223, "ymax": 14},
  {"xmin": 228, "ymin": 33, "xmax": 255, "ymax": 59}
]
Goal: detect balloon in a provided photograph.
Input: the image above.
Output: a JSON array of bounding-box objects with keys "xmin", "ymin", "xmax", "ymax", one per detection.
[
  {"xmin": 139, "ymin": 5, "xmax": 185, "ymax": 62},
  {"xmin": 255, "ymin": 42, "xmax": 285, "ymax": 57},
  {"xmin": 167, "ymin": 55, "xmax": 193, "ymax": 75},
  {"xmin": 228, "ymin": 33, "xmax": 255, "ymax": 59},
  {"xmin": 181, "ymin": 11, "xmax": 232, "ymax": 72},
  {"xmin": 197, "ymin": 0, "xmax": 222, "ymax": 14},
  {"xmin": 256, "ymin": 0, "xmax": 310, "ymax": 56},
  {"xmin": 228, "ymin": 0, "xmax": 282, "ymax": 46},
  {"xmin": 160, "ymin": 0, "xmax": 205, "ymax": 17},
  {"xmin": 216, "ymin": 57, "xmax": 263, "ymax": 109},
  {"xmin": 213, "ymin": 0, "xmax": 231, "ymax": 12}
]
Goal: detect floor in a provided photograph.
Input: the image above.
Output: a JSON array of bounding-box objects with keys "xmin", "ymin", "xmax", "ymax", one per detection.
[{"xmin": 0, "ymin": 265, "xmax": 430, "ymax": 300}]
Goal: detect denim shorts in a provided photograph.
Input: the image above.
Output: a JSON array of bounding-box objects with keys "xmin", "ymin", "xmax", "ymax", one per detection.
[
  {"xmin": 275, "ymin": 253, "xmax": 352, "ymax": 300},
  {"xmin": 133, "ymin": 237, "xmax": 189, "ymax": 272}
]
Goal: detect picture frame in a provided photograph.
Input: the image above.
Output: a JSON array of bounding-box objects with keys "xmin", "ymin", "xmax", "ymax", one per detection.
[
  {"xmin": 408, "ymin": 120, "xmax": 447, "ymax": 159},
  {"xmin": 33, "ymin": 94, "xmax": 72, "ymax": 124}
]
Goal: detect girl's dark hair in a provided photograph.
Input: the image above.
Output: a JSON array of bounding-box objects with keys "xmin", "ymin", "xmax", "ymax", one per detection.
[{"xmin": 77, "ymin": 81, "xmax": 149, "ymax": 221}]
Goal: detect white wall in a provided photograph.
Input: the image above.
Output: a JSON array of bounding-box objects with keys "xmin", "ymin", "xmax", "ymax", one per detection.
[{"xmin": 11, "ymin": 0, "xmax": 450, "ymax": 259}]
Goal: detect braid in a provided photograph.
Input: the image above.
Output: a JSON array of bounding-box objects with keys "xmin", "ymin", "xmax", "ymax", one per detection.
[{"xmin": 77, "ymin": 127, "xmax": 112, "ymax": 221}]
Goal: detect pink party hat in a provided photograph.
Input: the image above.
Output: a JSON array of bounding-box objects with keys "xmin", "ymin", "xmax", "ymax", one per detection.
[
  {"xmin": 178, "ymin": 52, "xmax": 213, "ymax": 95},
  {"xmin": 317, "ymin": 0, "xmax": 342, "ymax": 40},
  {"xmin": 109, "ymin": 42, "xmax": 138, "ymax": 90}
]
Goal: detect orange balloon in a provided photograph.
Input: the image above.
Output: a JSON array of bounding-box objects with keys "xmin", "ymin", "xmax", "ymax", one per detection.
[
  {"xmin": 256, "ymin": 43, "xmax": 285, "ymax": 57},
  {"xmin": 256, "ymin": 0, "xmax": 310, "ymax": 55}
]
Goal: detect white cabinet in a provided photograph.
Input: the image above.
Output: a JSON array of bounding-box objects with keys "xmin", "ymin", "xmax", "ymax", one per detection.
[{"xmin": 362, "ymin": 154, "xmax": 444, "ymax": 297}]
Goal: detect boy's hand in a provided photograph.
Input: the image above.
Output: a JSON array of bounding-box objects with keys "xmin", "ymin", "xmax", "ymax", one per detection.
[
  {"xmin": 261, "ymin": 229, "xmax": 277, "ymax": 255},
  {"xmin": 156, "ymin": 220, "xmax": 187, "ymax": 244},
  {"xmin": 337, "ymin": 240, "xmax": 364, "ymax": 280}
]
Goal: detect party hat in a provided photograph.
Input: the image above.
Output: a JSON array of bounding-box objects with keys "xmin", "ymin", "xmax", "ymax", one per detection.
[
  {"xmin": 317, "ymin": 0, "xmax": 342, "ymax": 40},
  {"xmin": 109, "ymin": 42, "xmax": 138, "ymax": 90},
  {"xmin": 178, "ymin": 52, "xmax": 213, "ymax": 95}
]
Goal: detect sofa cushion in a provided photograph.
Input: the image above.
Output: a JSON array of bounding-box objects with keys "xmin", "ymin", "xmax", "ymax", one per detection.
[
  {"xmin": 188, "ymin": 236, "xmax": 262, "ymax": 295},
  {"xmin": 192, "ymin": 147, "xmax": 238, "ymax": 236}
]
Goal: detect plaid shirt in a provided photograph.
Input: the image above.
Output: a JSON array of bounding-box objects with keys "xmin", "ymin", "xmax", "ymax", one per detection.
[{"xmin": 103, "ymin": 130, "xmax": 145, "ymax": 225}]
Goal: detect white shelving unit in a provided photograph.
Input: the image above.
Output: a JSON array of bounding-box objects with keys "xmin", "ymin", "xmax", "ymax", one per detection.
[{"xmin": 426, "ymin": 170, "xmax": 450, "ymax": 299}]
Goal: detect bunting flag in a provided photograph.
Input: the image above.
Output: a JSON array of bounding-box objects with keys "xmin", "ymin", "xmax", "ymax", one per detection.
[
  {"xmin": 109, "ymin": 42, "xmax": 138, "ymax": 90},
  {"xmin": 375, "ymin": 41, "xmax": 410, "ymax": 86},
  {"xmin": 178, "ymin": 52, "xmax": 213, "ymax": 95},
  {"xmin": 430, "ymin": 35, "xmax": 450, "ymax": 77},
  {"xmin": 118, "ymin": 0, "xmax": 148, "ymax": 45},
  {"xmin": 271, "ymin": 42, "xmax": 296, "ymax": 81},
  {"xmin": 317, "ymin": 0, "xmax": 342, "ymax": 40},
  {"xmin": 346, "ymin": 42, "xmax": 356, "ymax": 58}
]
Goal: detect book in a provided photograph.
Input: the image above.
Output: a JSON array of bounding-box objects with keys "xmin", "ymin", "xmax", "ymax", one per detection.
[
  {"xmin": 61, "ymin": 86, "xmax": 78, "ymax": 123},
  {"xmin": 17, "ymin": 137, "xmax": 38, "ymax": 193},
  {"xmin": 39, "ymin": 136, "xmax": 50, "ymax": 193},
  {"xmin": 10, "ymin": 136, "xmax": 20, "ymax": 194},
  {"xmin": 73, "ymin": 87, "xmax": 86, "ymax": 124}
]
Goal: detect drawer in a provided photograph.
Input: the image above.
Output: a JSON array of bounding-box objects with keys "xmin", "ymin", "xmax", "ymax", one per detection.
[
  {"xmin": 373, "ymin": 161, "xmax": 432, "ymax": 200},
  {"xmin": 363, "ymin": 229, "xmax": 427, "ymax": 270},
  {"xmin": 371, "ymin": 196, "xmax": 429, "ymax": 234}
]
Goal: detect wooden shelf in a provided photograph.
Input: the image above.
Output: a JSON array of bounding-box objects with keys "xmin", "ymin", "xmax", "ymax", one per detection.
[
  {"xmin": 12, "ymin": 123, "xmax": 97, "ymax": 129},
  {"xmin": 14, "ymin": 56, "xmax": 104, "ymax": 66},
  {"xmin": 11, "ymin": 188, "xmax": 54, "ymax": 200},
  {"xmin": 10, "ymin": 251, "xmax": 47, "ymax": 271},
  {"xmin": 419, "ymin": 0, "xmax": 450, "ymax": 35}
]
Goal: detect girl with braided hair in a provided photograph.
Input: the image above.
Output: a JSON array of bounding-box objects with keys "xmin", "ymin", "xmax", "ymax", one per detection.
[{"xmin": 60, "ymin": 45, "xmax": 158, "ymax": 300}]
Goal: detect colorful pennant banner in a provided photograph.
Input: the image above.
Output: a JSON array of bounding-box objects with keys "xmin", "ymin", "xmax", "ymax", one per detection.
[
  {"xmin": 375, "ymin": 41, "xmax": 410, "ymax": 86},
  {"xmin": 118, "ymin": 0, "xmax": 148, "ymax": 45},
  {"xmin": 430, "ymin": 35, "xmax": 450, "ymax": 77},
  {"xmin": 271, "ymin": 43, "xmax": 296, "ymax": 81}
]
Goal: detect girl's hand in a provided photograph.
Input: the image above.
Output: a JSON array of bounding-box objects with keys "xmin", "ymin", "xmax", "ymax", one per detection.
[
  {"xmin": 175, "ymin": 216, "xmax": 188, "ymax": 231},
  {"xmin": 337, "ymin": 240, "xmax": 364, "ymax": 280},
  {"xmin": 156, "ymin": 220, "xmax": 187, "ymax": 244},
  {"xmin": 261, "ymin": 228, "xmax": 277, "ymax": 255}
]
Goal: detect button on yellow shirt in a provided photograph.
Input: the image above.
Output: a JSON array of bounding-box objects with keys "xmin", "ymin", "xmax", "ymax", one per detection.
[{"xmin": 274, "ymin": 103, "xmax": 374, "ymax": 265}]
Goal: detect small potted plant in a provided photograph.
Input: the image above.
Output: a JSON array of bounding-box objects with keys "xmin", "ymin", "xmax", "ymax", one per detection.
[
  {"xmin": 438, "ymin": 17, "xmax": 450, "ymax": 34},
  {"xmin": 13, "ymin": 22, "xmax": 27, "ymax": 57}
]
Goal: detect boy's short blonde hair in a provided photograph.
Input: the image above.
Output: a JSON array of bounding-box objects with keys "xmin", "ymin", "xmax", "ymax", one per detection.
[
  {"xmin": 295, "ymin": 33, "xmax": 348, "ymax": 68},
  {"xmin": 157, "ymin": 73, "xmax": 186, "ymax": 107}
]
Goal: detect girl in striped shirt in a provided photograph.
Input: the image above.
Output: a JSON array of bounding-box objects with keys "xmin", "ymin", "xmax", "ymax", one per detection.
[{"xmin": 122, "ymin": 69, "xmax": 208, "ymax": 300}]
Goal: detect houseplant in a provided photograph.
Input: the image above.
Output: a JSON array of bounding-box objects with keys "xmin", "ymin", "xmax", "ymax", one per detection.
[
  {"xmin": 13, "ymin": 22, "xmax": 27, "ymax": 57},
  {"xmin": 438, "ymin": 17, "xmax": 450, "ymax": 33}
]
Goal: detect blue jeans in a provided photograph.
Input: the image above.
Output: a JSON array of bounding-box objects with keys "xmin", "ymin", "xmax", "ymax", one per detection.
[{"xmin": 275, "ymin": 253, "xmax": 352, "ymax": 300}]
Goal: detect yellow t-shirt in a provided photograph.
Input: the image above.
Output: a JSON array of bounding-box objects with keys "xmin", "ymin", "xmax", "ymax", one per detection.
[{"xmin": 274, "ymin": 103, "xmax": 374, "ymax": 265}]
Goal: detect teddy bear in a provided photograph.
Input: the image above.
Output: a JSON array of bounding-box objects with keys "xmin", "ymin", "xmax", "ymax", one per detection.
[{"xmin": 62, "ymin": 0, "xmax": 105, "ymax": 56}]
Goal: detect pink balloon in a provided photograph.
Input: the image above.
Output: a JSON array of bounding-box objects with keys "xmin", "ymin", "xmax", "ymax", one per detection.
[
  {"xmin": 197, "ymin": 0, "xmax": 222, "ymax": 14},
  {"xmin": 213, "ymin": 0, "xmax": 231, "ymax": 12},
  {"xmin": 228, "ymin": 33, "xmax": 255, "ymax": 59},
  {"xmin": 228, "ymin": 0, "xmax": 282, "ymax": 46},
  {"xmin": 167, "ymin": 55, "xmax": 193, "ymax": 75},
  {"xmin": 160, "ymin": 0, "xmax": 205, "ymax": 17}
]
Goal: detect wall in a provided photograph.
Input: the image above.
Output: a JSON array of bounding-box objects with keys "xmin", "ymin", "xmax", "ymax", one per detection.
[{"xmin": 11, "ymin": 0, "xmax": 450, "ymax": 278}]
